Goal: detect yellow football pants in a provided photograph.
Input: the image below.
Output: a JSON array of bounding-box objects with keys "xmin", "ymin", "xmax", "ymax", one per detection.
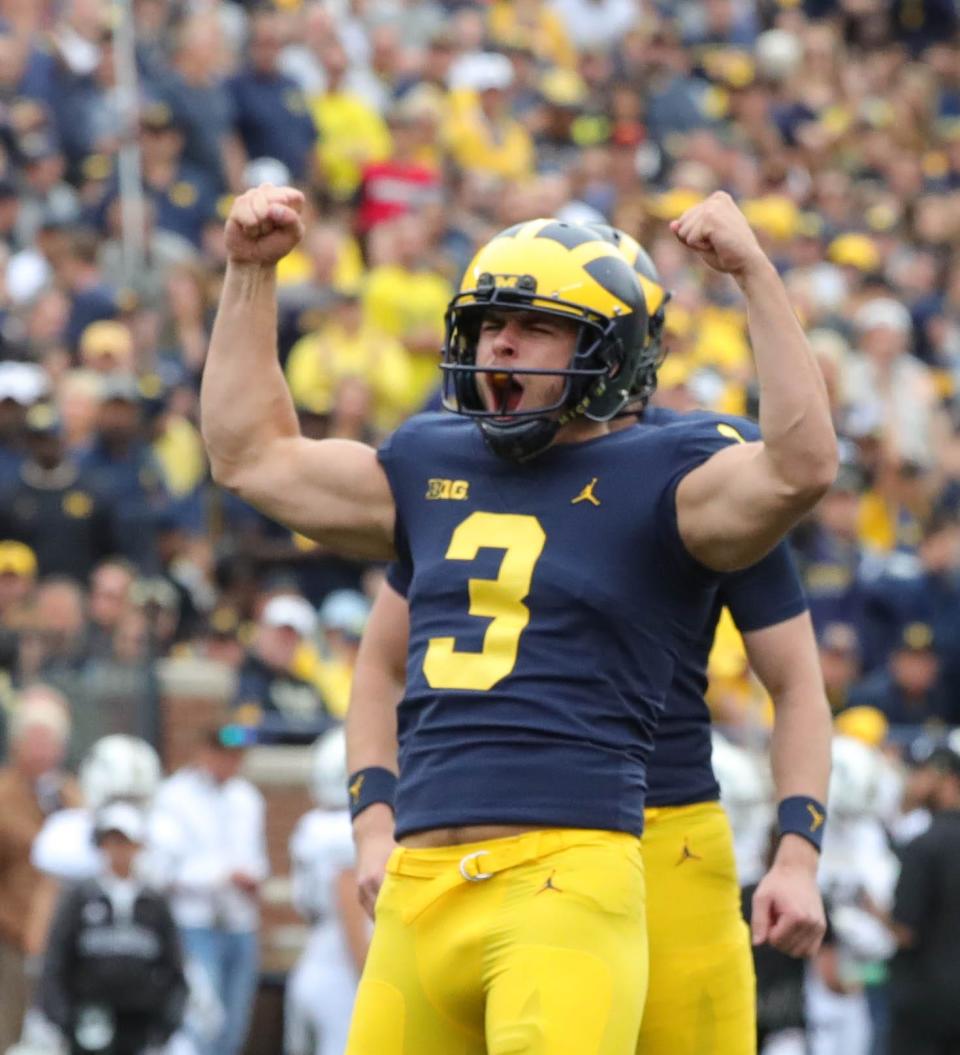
[
  {"xmin": 638, "ymin": 801, "xmax": 756, "ymax": 1055},
  {"xmin": 345, "ymin": 827, "xmax": 648, "ymax": 1055}
]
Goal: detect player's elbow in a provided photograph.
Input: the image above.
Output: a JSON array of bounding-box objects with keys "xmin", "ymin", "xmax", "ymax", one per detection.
[{"xmin": 779, "ymin": 438, "xmax": 838, "ymax": 507}]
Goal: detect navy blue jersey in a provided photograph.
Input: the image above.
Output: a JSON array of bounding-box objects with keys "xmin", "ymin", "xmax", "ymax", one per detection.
[
  {"xmin": 378, "ymin": 413, "xmax": 738, "ymax": 838},
  {"xmin": 386, "ymin": 408, "xmax": 808, "ymax": 814},
  {"xmin": 642, "ymin": 408, "xmax": 808, "ymax": 805}
]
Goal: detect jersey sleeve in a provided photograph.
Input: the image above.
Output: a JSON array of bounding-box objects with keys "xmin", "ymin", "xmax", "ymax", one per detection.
[
  {"xmin": 721, "ymin": 542, "xmax": 808, "ymax": 633},
  {"xmin": 386, "ymin": 560, "xmax": 411, "ymax": 598},
  {"xmin": 653, "ymin": 417, "xmax": 757, "ymax": 578}
]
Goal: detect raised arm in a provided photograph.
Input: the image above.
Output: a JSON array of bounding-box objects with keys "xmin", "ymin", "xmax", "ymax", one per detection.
[
  {"xmin": 672, "ymin": 193, "xmax": 838, "ymax": 571},
  {"xmin": 346, "ymin": 578, "xmax": 408, "ymax": 917},
  {"xmin": 201, "ymin": 185, "xmax": 395, "ymax": 560},
  {"xmin": 742, "ymin": 611, "xmax": 830, "ymax": 957}
]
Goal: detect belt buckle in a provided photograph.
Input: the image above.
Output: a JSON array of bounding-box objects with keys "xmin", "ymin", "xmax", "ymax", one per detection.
[{"xmin": 459, "ymin": 850, "xmax": 493, "ymax": 882}]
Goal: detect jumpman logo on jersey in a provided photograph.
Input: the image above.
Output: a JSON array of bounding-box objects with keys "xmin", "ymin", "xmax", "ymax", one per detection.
[
  {"xmin": 571, "ymin": 477, "xmax": 601, "ymax": 506},
  {"xmin": 807, "ymin": 803, "xmax": 825, "ymax": 832},
  {"xmin": 348, "ymin": 774, "xmax": 365, "ymax": 802},
  {"xmin": 535, "ymin": 871, "xmax": 564, "ymax": 895},
  {"xmin": 676, "ymin": 839, "xmax": 702, "ymax": 866}
]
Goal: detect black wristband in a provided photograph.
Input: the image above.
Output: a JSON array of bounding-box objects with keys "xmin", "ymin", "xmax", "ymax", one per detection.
[
  {"xmin": 777, "ymin": 795, "xmax": 826, "ymax": 852},
  {"xmin": 348, "ymin": 766, "xmax": 398, "ymax": 820}
]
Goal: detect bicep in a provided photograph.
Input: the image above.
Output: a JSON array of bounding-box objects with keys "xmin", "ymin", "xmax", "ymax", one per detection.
[
  {"xmin": 676, "ymin": 442, "xmax": 811, "ymax": 572},
  {"xmin": 231, "ymin": 437, "xmax": 396, "ymax": 560}
]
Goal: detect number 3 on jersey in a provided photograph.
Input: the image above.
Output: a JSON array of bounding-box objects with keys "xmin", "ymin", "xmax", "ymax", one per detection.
[{"xmin": 423, "ymin": 512, "xmax": 546, "ymax": 691}]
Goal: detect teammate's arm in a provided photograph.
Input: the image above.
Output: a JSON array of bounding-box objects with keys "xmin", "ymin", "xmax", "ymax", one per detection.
[
  {"xmin": 201, "ymin": 185, "xmax": 395, "ymax": 560},
  {"xmin": 672, "ymin": 193, "xmax": 838, "ymax": 571},
  {"xmin": 345, "ymin": 579, "xmax": 408, "ymax": 918},
  {"xmin": 742, "ymin": 611, "xmax": 830, "ymax": 957}
]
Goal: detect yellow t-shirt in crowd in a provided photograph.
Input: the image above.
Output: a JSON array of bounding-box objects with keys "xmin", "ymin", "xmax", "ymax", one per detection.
[
  {"xmin": 487, "ymin": 1, "xmax": 576, "ymax": 68},
  {"xmin": 445, "ymin": 97, "xmax": 535, "ymax": 182},
  {"xmin": 286, "ymin": 319, "xmax": 420, "ymax": 430},
  {"xmin": 310, "ymin": 91, "xmax": 391, "ymax": 201}
]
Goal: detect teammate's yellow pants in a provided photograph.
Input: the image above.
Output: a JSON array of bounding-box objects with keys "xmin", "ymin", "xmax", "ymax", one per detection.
[
  {"xmin": 639, "ymin": 801, "xmax": 756, "ymax": 1055},
  {"xmin": 345, "ymin": 827, "xmax": 648, "ymax": 1055}
]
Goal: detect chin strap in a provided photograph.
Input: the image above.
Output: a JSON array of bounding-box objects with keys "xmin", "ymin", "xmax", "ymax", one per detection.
[{"xmin": 479, "ymin": 417, "xmax": 560, "ymax": 462}]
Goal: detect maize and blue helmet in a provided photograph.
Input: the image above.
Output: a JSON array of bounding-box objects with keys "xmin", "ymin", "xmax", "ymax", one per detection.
[{"xmin": 441, "ymin": 219, "xmax": 648, "ymax": 461}]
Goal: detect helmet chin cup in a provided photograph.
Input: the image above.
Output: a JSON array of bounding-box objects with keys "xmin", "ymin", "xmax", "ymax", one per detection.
[{"xmin": 479, "ymin": 417, "xmax": 560, "ymax": 462}]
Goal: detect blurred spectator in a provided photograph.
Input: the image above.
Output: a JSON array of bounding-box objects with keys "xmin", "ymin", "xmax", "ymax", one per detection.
[
  {"xmin": 0, "ymin": 684, "xmax": 79, "ymax": 1051},
  {"xmin": 57, "ymin": 229, "xmax": 120, "ymax": 352},
  {"xmin": 361, "ymin": 213, "xmax": 451, "ymax": 404},
  {"xmin": 86, "ymin": 559, "xmax": 135, "ymax": 660},
  {"xmin": 890, "ymin": 744, "xmax": 960, "ymax": 1055},
  {"xmin": 232, "ymin": 593, "xmax": 332, "ymax": 736},
  {"xmin": 285, "ymin": 284, "xmax": 416, "ymax": 433},
  {"xmin": 446, "ymin": 52, "xmax": 535, "ymax": 182},
  {"xmin": 0, "ymin": 403, "xmax": 120, "ymax": 580},
  {"xmin": 227, "ymin": 7, "xmax": 317, "ymax": 184},
  {"xmin": 150, "ymin": 725, "xmax": 268, "ymax": 1055},
  {"xmin": 0, "ymin": 361, "xmax": 49, "ymax": 490},
  {"xmin": 355, "ymin": 99, "xmax": 443, "ymax": 237},
  {"xmin": 310, "ymin": 589, "xmax": 370, "ymax": 720},
  {"xmin": 792, "ymin": 448, "xmax": 870, "ymax": 636},
  {"xmin": 78, "ymin": 376, "xmax": 171, "ymax": 571},
  {"xmin": 847, "ymin": 622, "xmax": 959, "ymax": 727},
  {"xmin": 819, "ymin": 623, "xmax": 862, "ymax": 714},
  {"xmin": 152, "ymin": 14, "xmax": 243, "ymax": 194},
  {"xmin": 308, "ymin": 30, "xmax": 391, "ymax": 202}
]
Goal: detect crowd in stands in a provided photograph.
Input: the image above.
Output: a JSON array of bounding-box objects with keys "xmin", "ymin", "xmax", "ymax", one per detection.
[{"xmin": 0, "ymin": 0, "xmax": 957, "ymax": 1052}]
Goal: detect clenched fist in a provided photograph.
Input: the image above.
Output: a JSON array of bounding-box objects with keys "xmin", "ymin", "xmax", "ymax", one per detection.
[
  {"xmin": 225, "ymin": 184, "xmax": 306, "ymax": 266},
  {"xmin": 671, "ymin": 191, "xmax": 769, "ymax": 280}
]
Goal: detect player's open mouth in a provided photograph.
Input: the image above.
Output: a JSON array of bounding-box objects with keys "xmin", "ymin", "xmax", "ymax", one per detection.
[{"xmin": 487, "ymin": 372, "xmax": 524, "ymax": 415}]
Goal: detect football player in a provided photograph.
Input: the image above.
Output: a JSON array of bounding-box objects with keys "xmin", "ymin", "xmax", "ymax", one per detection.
[{"xmin": 201, "ymin": 185, "xmax": 837, "ymax": 1054}]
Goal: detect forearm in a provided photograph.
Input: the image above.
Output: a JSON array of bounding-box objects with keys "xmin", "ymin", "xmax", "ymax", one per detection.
[
  {"xmin": 738, "ymin": 259, "xmax": 837, "ymax": 495},
  {"xmin": 201, "ymin": 262, "xmax": 300, "ymax": 488}
]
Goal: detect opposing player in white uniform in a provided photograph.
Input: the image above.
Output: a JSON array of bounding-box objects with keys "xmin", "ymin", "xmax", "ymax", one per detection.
[
  {"xmin": 31, "ymin": 735, "xmax": 163, "ymax": 882},
  {"xmin": 806, "ymin": 736, "xmax": 899, "ymax": 1055},
  {"xmin": 711, "ymin": 731, "xmax": 775, "ymax": 886},
  {"xmin": 285, "ymin": 729, "xmax": 369, "ymax": 1055}
]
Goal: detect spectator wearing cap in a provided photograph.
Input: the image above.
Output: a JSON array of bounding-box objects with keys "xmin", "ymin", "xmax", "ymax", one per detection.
[
  {"xmin": 310, "ymin": 589, "xmax": 370, "ymax": 719},
  {"xmin": 0, "ymin": 684, "xmax": 80, "ymax": 1051},
  {"xmin": 0, "ymin": 541, "xmax": 37, "ymax": 631},
  {"xmin": 232, "ymin": 594, "xmax": 333, "ymax": 736},
  {"xmin": 37, "ymin": 801, "xmax": 187, "ymax": 1055},
  {"xmin": 889, "ymin": 744, "xmax": 960, "ymax": 1054},
  {"xmin": 94, "ymin": 103, "xmax": 217, "ymax": 251},
  {"xmin": 149, "ymin": 726, "xmax": 268, "ymax": 1055},
  {"xmin": 446, "ymin": 52, "xmax": 535, "ymax": 182},
  {"xmin": 847, "ymin": 622, "xmax": 958, "ymax": 727},
  {"xmin": 0, "ymin": 403, "xmax": 120, "ymax": 581},
  {"xmin": 818, "ymin": 622, "xmax": 862, "ymax": 713},
  {"xmin": 78, "ymin": 320, "xmax": 135, "ymax": 376},
  {"xmin": 858, "ymin": 509, "xmax": 960, "ymax": 678},
  {"xmin": 78, "ymin": 377, "xmax": 171, "ymax": 572},
  {"xmin": 551, "ymin": 0, "xmax": 639, "ymax": 52},
  {"xmin": 845, "ymin": 297, "xmax": 945, "ymax": 469},
  {"xmin": 14, "ymin": 131, "xmax": 80, "ymax": 248},
  {"xmin": 226, "ymin": 7, "xmax": 317, "ymax": 184}
]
